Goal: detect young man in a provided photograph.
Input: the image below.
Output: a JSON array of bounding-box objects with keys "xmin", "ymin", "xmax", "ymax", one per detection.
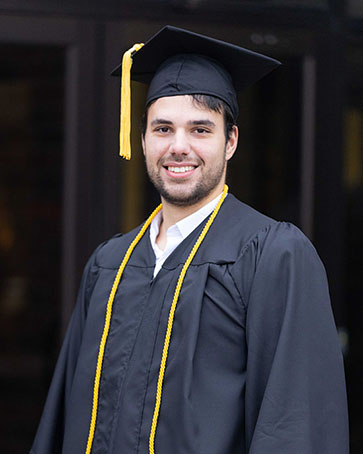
[{"xmin": 31, "ymin": 26, "xmax": 349, "ymax": 454}]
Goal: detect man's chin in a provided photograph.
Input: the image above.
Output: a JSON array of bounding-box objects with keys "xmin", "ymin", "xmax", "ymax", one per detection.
[
  {"xmin": 148, "ymin": 171, "xmax": 225, "ymax": 207},
  {"xmin": 160, "ymin": 192, "xmax": 202, "ymax": 207},
  {"xmin": 158, "ymin": 185, "xmax": 208, "ymax": 207}
]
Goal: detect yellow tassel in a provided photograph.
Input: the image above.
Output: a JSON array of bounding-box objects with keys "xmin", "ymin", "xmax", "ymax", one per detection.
[{"xmin": 119, "ymin": 42, "xmax": 144, "ymax": 160}]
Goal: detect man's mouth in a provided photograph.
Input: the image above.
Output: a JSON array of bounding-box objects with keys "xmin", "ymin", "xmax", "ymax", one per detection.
[{"xmin": 166, "ymin": 166, "xmax": 196, "ymax": 173}]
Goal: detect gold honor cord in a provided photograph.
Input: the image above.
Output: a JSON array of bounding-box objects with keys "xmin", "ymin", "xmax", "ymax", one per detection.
[
  {"xmin": 85, "ymin": 203, "xmax": 162, "ymax": 454},
  {"xmin": 149, "ymin": 184, "xmax": 228, "ymax": 454},
  {"xmin": 84, "ymin": 184, "xmax": 228, "ymax": 454}
]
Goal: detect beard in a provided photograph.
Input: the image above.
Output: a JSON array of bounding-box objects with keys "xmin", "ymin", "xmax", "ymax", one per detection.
[{"xmin": 145, "ymin": 152, "xmax": 227, "ymax": 207}]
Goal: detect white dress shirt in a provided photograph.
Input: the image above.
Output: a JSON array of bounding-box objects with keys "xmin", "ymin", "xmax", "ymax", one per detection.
[{"xmin": 149, "ymin": 192, "xmax": 225, "ymax": 277}]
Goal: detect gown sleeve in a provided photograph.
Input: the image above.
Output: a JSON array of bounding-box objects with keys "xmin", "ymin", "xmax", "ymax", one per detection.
[
  {"xmin": 231, "ymin": 222, "xmax": 349, "ymax": 453},
  {"xmin": 29, "ymin": 244, "xmax": 103, "ymax": 454}
]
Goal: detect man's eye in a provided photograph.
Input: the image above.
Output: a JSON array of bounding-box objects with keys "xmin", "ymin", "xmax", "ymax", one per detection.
[
  {"xmin": 195, "ymin": 128, "xmax": 209, "ymax": 134},
  {"xmin": 156, "ymin": 126, "xmax": 170, "ymax": 133}
]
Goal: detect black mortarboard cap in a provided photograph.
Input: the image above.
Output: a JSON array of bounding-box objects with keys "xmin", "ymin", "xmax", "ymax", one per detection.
[{"xmin": 112, "ymin": 25, "xmax": 281, "ymax": 159}]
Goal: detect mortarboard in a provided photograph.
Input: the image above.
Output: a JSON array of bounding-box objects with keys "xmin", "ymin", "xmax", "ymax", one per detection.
[{"xmin": 112, "ymin": 25, "xmax": 281, "ymax": 160}]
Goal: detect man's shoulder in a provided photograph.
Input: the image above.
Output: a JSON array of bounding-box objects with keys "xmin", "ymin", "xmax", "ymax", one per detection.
[
  {"xmin": 206, "ymin": 193, "xmax": 315, "ymax": 263},
  {"xmin": 224, "ymin": 194, "xmax": 276, "ymax": 227},
  {"xmin": 90, "ymin": 224, "xmax": 148, "ymax": 270},
  {"xmin": 90, "ymin": 195, "xmax": 313, "ymax": 269},
  {"xmin": 214, "ymin": 193, "xmax": 277, "ymax": 247}
]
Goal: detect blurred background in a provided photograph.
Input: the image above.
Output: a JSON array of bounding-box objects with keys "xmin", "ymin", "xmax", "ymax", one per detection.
[{"xmin": 0, "ymin": 0, "xmax": 362, "ymax": 452}]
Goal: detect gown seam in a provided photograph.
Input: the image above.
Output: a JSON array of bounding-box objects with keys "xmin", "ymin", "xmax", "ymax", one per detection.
[
  {"xmin": 86, "ymin": 266, "xmax": 101, "ymax": 303},
  {"xmin": 228, "ymin": 223, "xmax": 275, "ymax": 310},
  {"xmin": 93, "ymin": 260, "xmax": 236, "ymax": 271},
  {"xmin": 107, "ymin": 284, "xmax": 153, "ymax": 454},
  {"xmin": 93, "ymin": 263, "xmax": 155, "ymax": 271},
  {"xmin": 227, "ymin": 265, "xmax": 247, "ymax": 310},
  {"xmin": 135, "ymin": 276, "xmax": 174, "ymax": 454}
]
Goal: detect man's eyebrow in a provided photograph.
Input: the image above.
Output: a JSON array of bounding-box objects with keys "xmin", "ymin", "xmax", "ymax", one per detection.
[
  {"xmin": 150, "ymin": 118, "xmax": 173, "ymax": 126},
  {"xmin": 187, "ymin": 119, "xmax": 216, "ymax": 127},
  {"xmin": 150, "ymin": 118, "xmax": 216, "ymax": 127}
]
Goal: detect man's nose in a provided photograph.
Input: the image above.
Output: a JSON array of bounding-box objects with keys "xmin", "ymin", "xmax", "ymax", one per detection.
[{"xmin": 170, "ymin": 129, "xmax": 190, "ymax": 154}]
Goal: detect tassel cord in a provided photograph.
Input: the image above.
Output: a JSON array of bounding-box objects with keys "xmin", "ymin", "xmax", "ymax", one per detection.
[{"xmin": 119, "ymin": 42, "xmax": 144, "ymax": 160}]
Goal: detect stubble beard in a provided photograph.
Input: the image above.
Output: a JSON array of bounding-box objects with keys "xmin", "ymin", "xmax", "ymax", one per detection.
[{"xmin": 145, "ymin": 151, "xmax": 227, "ymax": 207}]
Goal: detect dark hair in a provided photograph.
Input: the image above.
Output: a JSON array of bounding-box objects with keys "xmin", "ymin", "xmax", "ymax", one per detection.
[{"xmin": 140, "ymin": 94, "xmax": 236, "ymax": 143}]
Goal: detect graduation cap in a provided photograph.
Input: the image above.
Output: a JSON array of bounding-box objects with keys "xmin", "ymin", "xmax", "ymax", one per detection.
[{"xmin": 112, "ymin": 25, "xmax": 281, "ymax": 160}]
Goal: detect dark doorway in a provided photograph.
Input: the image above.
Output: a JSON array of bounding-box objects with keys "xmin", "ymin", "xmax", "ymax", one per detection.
[
  {"xmin": 344, "ymin": 40, "xmax": 363, "ymax": 454},
  {"xmin": 0, "ymin": 44, "xmax": 65, "ymax": 453}
]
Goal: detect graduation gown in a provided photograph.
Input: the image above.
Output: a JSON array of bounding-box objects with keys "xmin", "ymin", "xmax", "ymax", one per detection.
[{"xmin": 30, "ymin": 194, "xmax": 349, "ymax": 454}]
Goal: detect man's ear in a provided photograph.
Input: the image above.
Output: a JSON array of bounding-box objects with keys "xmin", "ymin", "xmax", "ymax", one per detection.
[
  {"xmin": 225, "ymin": 125, "xmax": 238, "ymax": 161},
  {"xmin": 141, "ymin": 135, "xmax": 146, "ymax": 155}
]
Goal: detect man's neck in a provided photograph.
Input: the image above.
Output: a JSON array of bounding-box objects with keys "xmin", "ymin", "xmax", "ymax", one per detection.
[{"xmin": 156, "ymin": 187, "xmax": 224, "ymax": 249}]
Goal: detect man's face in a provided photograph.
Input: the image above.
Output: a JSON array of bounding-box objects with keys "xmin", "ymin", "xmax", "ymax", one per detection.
[{"xmin": 142, "ymin": 95, "xmax": 238, "ymax": 207}]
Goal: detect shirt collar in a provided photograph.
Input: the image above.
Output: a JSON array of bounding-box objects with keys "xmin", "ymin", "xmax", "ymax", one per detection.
[
  {"xmin": 150, "ymin": 191, "xmax": 226, "ymax": 247},
  {"xmin": 175, "ymin": 192, "xmax": 225, "ymax": 239}
]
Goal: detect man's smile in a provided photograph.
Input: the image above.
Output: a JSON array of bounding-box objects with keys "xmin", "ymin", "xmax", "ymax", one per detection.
[
  {"xmin": 162, "ymin": 162, "xmax": 200, "ymax": 179},
  {"xmin": 166, "ymin": 165, "xmax": 196, "ymax": 173}
]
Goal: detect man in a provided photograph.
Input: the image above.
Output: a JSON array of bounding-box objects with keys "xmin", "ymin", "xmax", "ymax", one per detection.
[{"xmin": 31, "ymin": 26, "xmax": 349, "ymax": 453}]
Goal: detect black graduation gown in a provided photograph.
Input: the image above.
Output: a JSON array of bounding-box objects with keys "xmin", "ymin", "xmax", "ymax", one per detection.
[{"xmin": 30, "ymin": 194, "xmax": 349, "ymax": 454}]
